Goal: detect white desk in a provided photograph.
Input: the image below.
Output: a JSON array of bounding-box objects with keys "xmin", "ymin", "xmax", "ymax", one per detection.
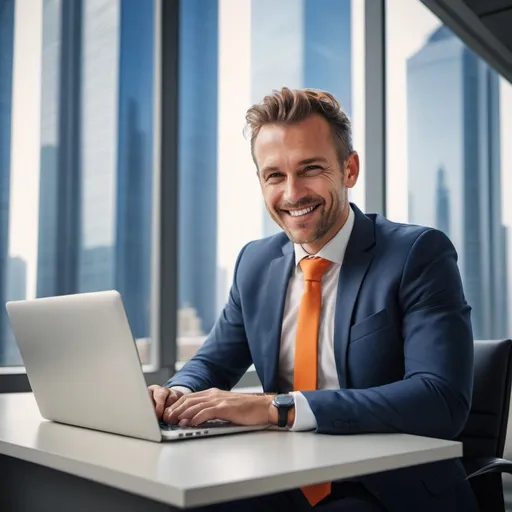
[{"xmin": 0, "ymin": 393, "xmax": 462, "ymax": 510}]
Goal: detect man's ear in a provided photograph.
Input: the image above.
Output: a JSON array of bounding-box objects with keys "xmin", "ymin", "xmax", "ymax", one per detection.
[{"xmin": 344, "ymin": 152, "xmax": 359, "ymax": 189}]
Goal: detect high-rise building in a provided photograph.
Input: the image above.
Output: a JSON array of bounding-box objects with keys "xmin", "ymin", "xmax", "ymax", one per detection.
[
  {"xmin": 3, "ymin": 256, "xmax": 26, "ymax": 365},
  {"xmin": 178, "ymin": 0, "xmax": 219, "ymax": 336},
  {"xmin": 6, "ymin": 256, "xmax": 27, "ymax": 302},
  {"xmin": 37, "ymin": 0, "xmax": 154, "ymax": 340},
  {"xmin": 435, "ymin": 166, "xmax": 450, "ymax": 238},
  {"xmin": 252, "ymin": 0, "xmax": 352, "ymax": 237},
  {"xmin": 407, "ymin": 25, "xmax": 508, "ymax": 339},
  {"xmin": 115, "ymin": 97, "xmax": 152, "ymax": 339},
  {"xmin": 0, "ymin": 0, "xmax": 15, "ymax": 364},
  {"xmin": 37, "ymin": 0, "xmax": 81, "ymax": 298}
]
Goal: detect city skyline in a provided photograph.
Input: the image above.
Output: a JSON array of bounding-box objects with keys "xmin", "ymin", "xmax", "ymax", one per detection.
[
  {"xmin": 2, "ymin": 0, "xmax": 512, "ymax": 358},
  {"xmin": 407, "ymin": 24, "xmax": 508, "ymax": 339},
  {"xmin": 1, "ymin": 0, "xmax": 155, "ymax": 364}
]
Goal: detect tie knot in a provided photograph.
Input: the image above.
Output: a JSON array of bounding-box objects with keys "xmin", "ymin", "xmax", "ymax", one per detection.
[{"xmin": 299, "ymin": 257, "xmax": 332, "ymax": 282}]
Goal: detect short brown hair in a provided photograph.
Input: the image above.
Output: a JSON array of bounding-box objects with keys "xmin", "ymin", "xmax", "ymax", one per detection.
[{"xmin": 245, "ymin": 87, "xmax": 353, "ymax": 167}]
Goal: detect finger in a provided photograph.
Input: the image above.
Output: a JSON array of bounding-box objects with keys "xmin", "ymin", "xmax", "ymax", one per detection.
[
  {"xmin": 153, "ymin": 387, "xmax": 170, "ymax": 419},
  {"xmin": 164, "ymin": 396, "xmax": 211, "ymax": 424},
  {"xmin": 164, "ymin": 391, "xmax": 181, "ymax": 408},
  {"xmin": 176, "ymin": 400, "xmax": 218, "ymax": 423},
  {"xmin": 189, "ymin": 406, "xmax": 224, "ymax": 426},
  {"xmin": 148, "ymin": 386, "xmax": 158, "ymax": 408},
  {"xmin": 167, "ymin": 388, "xmax": 221, "ymax": 409},
  {"xmin": 167, "ymin": 393, "xmax": 208, "ymax": 414}
]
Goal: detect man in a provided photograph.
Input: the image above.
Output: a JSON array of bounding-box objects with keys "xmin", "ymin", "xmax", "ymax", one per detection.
[{"xmin": 149, "ymin": 88, "xmax": 478, "ymax": 511}]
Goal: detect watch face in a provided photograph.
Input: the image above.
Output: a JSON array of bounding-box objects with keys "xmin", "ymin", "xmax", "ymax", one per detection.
[{"xmin": 276, "ymin": 394, "xmax": 294, "ymax": 407}]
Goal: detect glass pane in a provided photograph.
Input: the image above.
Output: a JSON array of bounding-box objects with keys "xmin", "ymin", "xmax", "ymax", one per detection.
[
  {"xmin": 1, "ymin": 0, "xmax": 157, "ymax": 366},
  {"xmin": 386, "ymin": 0, "xmax": 510, "ymax": 339},
  {"xmin": 178, "ymin": 0, "xmax": 364, "ymax": 361}
]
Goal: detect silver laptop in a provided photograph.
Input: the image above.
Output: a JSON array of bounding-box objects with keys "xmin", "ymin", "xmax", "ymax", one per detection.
[{"xmin": 5, "ymin": 290, "xmax": 268, "ymax": 442}]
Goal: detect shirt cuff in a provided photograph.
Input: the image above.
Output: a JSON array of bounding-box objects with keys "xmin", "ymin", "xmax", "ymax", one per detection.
[
  {"xmin": 289, "ymin": 391, "xmax": 317, "ymax": 431},
  {"xmin": 169, "ymin": 385, "xmax": 193, "ymax": 395}
]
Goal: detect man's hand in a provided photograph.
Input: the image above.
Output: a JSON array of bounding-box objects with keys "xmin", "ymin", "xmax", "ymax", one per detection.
[
  {"xmin": 148, "ymin": 385, "xmax": 184, "ymax": 420},
  {"xmin": 162, "ymin": 388, "xmax": 276, "ymax": 427}
]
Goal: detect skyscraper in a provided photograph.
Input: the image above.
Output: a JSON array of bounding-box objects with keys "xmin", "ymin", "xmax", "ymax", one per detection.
[
  {"xmin": 178, "ymin": 0, "xmax": 219, "ymax": 336},
  {"xmin": 3, "ymin": 256, "xmax": 26, "ymax": 365},
  {"xmin": 7, "ymin": 256, "xmax": 27, "ymax": 302},
  {"xmin": 0, "ymin": 0, "xmax": 15, "ymax": 364},
  {"xmin": 37, "ymin": 0, "xmax": 154, "ymax": 340},
  {"xmin": 37, "ymin": 0, "xmax": 81, "ymax": 298},
  {"xmin": 252, "ymin": 0, "xmax": 352, "ymax": 237},
  {"xmin": 115, "ymin": 0, "xmax": 154, "ymax": 340},
  {"xmin": 435, "ymin": 166, "xmax": 450, "ymax": 238},
  {"xmin": 116, "ymin": 99, "xmax": 152, "ymax": 339},
  {"xmin": 407, "ymin": 25, "xmax": 508, "ymax": 339}
]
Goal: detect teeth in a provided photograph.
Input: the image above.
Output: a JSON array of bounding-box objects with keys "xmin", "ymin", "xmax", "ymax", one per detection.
[{"xmin": 289, "ymin": 206, "xmax": 315, "ymax": 217}]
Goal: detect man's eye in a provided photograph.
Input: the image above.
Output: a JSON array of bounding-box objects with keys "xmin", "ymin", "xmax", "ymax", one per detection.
[
  {"xmin": 267, "ymin": 172, "xmax": 283, "ymax": 180},
  {"xmin": 304, "ymin": 165, "xmax": 320, "ymax": 172}
]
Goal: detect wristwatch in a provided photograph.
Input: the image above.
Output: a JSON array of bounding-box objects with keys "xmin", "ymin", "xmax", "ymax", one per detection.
[{"xmin": 272, "ymin": 393, "xmax": 295, "ymax": 428}]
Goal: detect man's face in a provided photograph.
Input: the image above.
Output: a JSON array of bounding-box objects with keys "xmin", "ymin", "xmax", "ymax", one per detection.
[{"xmin": 254, "ymin": 114, "xmax": 359, "ymax": 253}]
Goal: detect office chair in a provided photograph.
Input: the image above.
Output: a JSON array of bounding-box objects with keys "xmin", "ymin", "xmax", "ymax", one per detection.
[{"xmin": 459, "ymin": 339, "xmax": 512, "ymax": 512}]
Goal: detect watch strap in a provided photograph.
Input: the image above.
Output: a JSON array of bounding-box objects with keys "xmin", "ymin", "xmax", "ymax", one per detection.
[{"xmin": 277, "ymin": 406, "xmax": 289, "ymax": 428}]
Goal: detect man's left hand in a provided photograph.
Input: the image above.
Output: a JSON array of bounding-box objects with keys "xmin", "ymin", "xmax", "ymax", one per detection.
[{"xmin": 162, "ymin": 388, "xmax": 276, "ymax": 427}]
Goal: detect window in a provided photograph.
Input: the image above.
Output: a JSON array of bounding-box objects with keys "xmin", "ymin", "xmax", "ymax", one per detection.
[
  {"xmin": 177, "ymin": 0, "xmax": 365, "ymax": 361},
  {"xmin": 386, "ymin": 0, "xmax": 511, "ymax": 340},
  {"xmin": 0, "ymin": 0, "xmax": 158, "ymax": 366}
]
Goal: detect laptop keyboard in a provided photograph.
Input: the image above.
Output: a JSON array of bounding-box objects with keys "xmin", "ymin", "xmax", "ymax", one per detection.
[
  {"xmin": 159, "ymin": 423, "xmax": 185, "ymax": 431},
  {"xmin": 159, "ymin": 419, "xmax": 233, "ymax": 431}
]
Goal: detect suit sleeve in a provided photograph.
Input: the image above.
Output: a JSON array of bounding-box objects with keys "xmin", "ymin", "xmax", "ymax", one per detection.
[
  {"xmin": 164, "ymin": 244, "xmax": 253, "ymax": 392},
  {"xmin": 301, "ymin": 229, "xmax": 474, "ymax": 439}
]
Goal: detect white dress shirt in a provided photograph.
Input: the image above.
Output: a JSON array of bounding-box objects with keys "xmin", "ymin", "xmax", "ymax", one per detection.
[
  {"xmin": 284, "ymin": 206, "xmax": 354, "ymax": 430},
  {"xmin": 173, "ymin": 206, "xmax": 355, "ymax": 431}
]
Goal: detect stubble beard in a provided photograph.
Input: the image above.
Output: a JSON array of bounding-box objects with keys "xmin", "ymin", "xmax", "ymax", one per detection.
[{"xmin": 278, "ymin": 192, "xmax": 344, "ymax": 246}]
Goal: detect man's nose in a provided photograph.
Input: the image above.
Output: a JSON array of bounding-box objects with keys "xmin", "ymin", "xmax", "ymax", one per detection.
[{"xmin": 283, "ymin": 177, "xmax": 305, "ymax": 205}]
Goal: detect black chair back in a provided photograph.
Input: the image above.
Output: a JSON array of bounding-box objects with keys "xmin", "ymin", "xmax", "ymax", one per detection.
[{"xmin": 459, "ymin": 339, "xmax": 512, "ymax": 511}]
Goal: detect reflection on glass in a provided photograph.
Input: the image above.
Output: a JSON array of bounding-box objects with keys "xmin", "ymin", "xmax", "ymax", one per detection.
[
  {"xmin": 386, "ymin": 0, "xmax": 509, "ymax": 340},
  {"xmin": 178, "ymin": 0, "xmax": 355, "ymax": 360},
  {"xmin": 1, "ymin": 0, "xmax": 155, "ymax": 365}
]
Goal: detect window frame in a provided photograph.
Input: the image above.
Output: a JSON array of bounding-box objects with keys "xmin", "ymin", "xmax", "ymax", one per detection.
[{"xmin": 364, "ymin": 0, "xmax": 387, "ymax": 215}]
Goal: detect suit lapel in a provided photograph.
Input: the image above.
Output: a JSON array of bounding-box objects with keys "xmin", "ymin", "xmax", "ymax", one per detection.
[
  {"xmin": 334, "ymin": 205, "xmax": 375, "ymax": 388},
  {"xmin": 261, "ymin": 245, "xmax": 294, "ymax": 392}
]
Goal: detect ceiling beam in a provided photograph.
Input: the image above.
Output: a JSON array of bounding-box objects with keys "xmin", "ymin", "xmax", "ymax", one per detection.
[{"xmin": 421, "ymin": 0, "xmax": 512, "ymax": 84}]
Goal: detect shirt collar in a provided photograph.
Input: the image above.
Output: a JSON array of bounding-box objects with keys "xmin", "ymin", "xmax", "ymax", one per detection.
[{"xmin": 293, "ymin": 205, "xmax": 355, "ymax": 266}]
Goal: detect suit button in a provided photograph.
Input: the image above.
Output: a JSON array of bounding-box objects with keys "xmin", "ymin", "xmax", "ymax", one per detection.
[{"xmin": 333, "ymin": 420, "xmax": 343, "ymax": 428}]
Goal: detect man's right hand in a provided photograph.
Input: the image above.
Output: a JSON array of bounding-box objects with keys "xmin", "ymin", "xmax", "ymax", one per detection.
[{"xmin": 148, "ymin": 385, "xmax": 184, "ymax": 420}]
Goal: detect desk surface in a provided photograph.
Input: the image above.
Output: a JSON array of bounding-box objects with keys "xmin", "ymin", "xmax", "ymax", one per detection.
[{"xmin": 0, "ymin": 393, "xmax": 462, "ymax": 509}]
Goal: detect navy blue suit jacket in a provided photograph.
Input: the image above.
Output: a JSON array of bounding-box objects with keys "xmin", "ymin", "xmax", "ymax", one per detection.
[{"xmin": 166, "ymin": 204, "xmax": 478, "ymax": 511}]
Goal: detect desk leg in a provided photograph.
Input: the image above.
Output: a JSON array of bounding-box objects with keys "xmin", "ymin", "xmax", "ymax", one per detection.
[{"xmin": 0, "ymin": 454, "xmax": 179, "ymax": 512}]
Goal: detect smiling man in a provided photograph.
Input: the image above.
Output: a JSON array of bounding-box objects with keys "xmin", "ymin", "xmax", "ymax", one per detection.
[{"xmin": 149, "ymin": 88, "xmax": 478, "ymax": 512}]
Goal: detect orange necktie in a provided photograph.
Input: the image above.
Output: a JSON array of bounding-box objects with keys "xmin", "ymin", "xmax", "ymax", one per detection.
[
  {"xmin": 293, "ymin": 258, "xmax": 331, "ymax": 506},
  {"xmin": 294, "ymin": 257, "xmax": 332, "ymax": 507}
]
